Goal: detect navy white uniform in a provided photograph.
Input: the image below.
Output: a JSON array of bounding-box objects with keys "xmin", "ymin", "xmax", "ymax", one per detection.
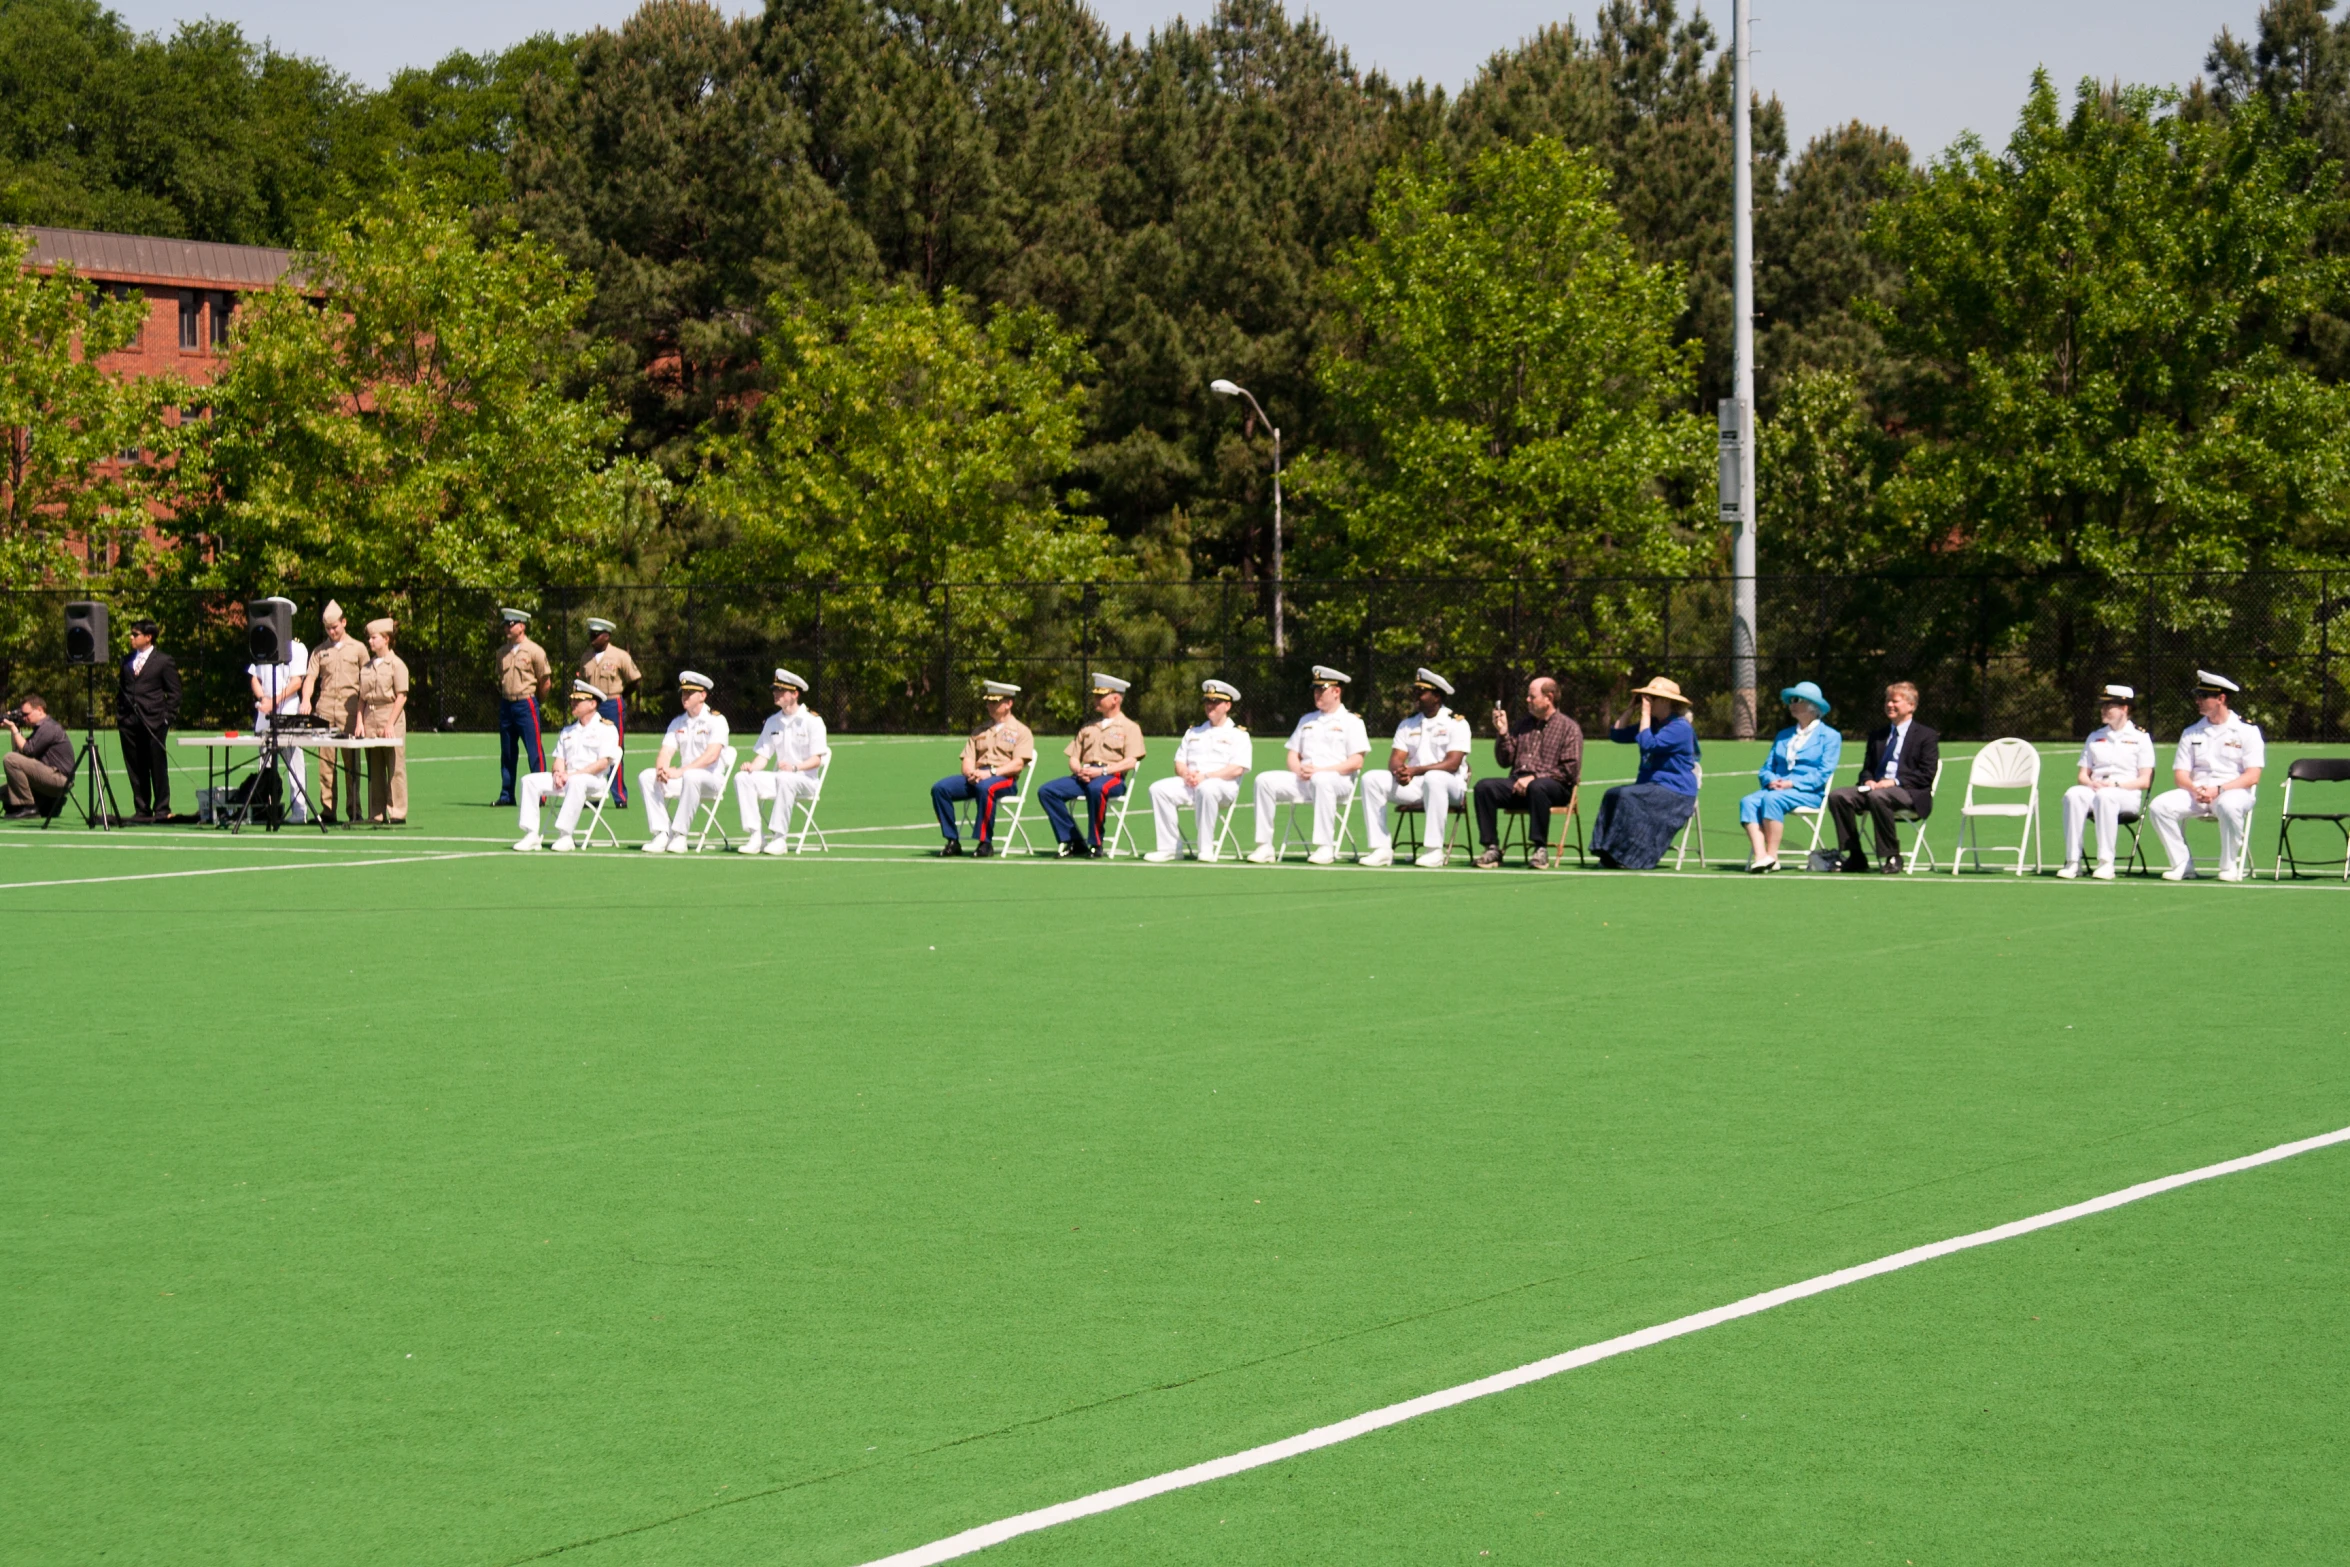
[
  {"xmin": 639, "ymin": 698, "xmax": 731, "ymax": 847},
  {"xmin": 1362, "ymin": 705, "xmax": 1474, "ymax": 854},
  {"xmin": 1148, "ymin": 713, "xmax": 1252, "ymax": 858},
  {"xmin": 2151, "ymin": 709, "xmax": 2264, "ymax": 878},
  {"xmin": 517, "ymin": 708, "xmax": 624, "ymax": 848},
  {"xmin": 735, "ymin": 704, "xmax": 830, "ymax": 848},
  {"xmin": 1253, "ymin": 695, "xmax": 1370, "ymax": 853},
  {"xmin": 2061, "ymin": 720, "xmax": 2157, "ymax": 869}
]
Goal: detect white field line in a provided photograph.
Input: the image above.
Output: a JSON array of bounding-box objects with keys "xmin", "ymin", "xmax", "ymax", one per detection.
[
  {"xmin": 859, "ymin": 1123, "xmax": 2350, "ymax": 1567},
  {"xmin": 0, "ymin": 850, "xmax": 501, "ymax": 891}
]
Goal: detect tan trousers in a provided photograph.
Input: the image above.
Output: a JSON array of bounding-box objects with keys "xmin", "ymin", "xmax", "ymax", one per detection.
[
  {"xmin": 4, "ymin": 751, "xmax": 70, "ymax": 810},
  {"xmin": 314, "ymin": 696, "xmax": 362, "ymax": 815},
  {"xmin": 362, "ymin": 713, "xmax": 407, "ymax": 822}
]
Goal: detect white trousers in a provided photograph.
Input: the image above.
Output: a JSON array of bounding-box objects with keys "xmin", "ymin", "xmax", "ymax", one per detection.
[
  {"xmin": 639, "ymin": 766, "xmax": 726, "ymax": 837},
  {"xmin": 2149, "ymin": 786, "xmax": 2256, "ymax": 874},
  {"xmin": 1253, "ymin": 770, "xmax": 1355, "ymax": 848},
  {"xmin": 1149, "ymin": 775, "xmax": 1241, "ymax": 856},
  {"xmin": 2061, "ymin": 784, "xmax": 2142, "ymax": 865},
  {"xmin": 736, "ymin": 769, "xmax": 822, "ymax": 834},
  {"xmin": 1361, "ymin": 768, "xmax": 1466, "ymax": 850},
  {"xmin": 520, "ymin": 771, "xmax": 610, "ymax": 836}
]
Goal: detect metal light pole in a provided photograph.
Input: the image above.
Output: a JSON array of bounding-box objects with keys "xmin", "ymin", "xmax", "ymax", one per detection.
[
  {"xmin": 1211, "ymin": 378, "xmax": 1284, "ymax": 658},
  {"xmin": 1723, "ymin": 0, "xmax": 1759, "ymax": 739}
]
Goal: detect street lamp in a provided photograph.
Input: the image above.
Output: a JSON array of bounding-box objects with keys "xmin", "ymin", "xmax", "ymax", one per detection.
[{"xmin": 1211, "ymin": 378, "xmax": 1284, "ymax": 658}]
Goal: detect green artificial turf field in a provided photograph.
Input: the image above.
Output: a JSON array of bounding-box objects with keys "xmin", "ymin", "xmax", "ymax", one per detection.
[{"xmin": 5, "ymin": 727, "xmax": 2347, "ymax": 1565}]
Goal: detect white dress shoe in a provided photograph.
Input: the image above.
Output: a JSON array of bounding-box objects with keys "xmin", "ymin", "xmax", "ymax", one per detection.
[
  {"xmin": 1416, "ymin": 848, "xmax": 1449, "ymax": 868},
  {"xmin": 737, "ymin": 833, "xmax": 764, "ymax": 854},
  {"xmin": 2217, "ymin": 867, "xmax": 2247, "ymax": 882},
  {"xmin": 1307, "ymin": 844, "xmax": 1337, "ymax": 865},
  {"xmin": 512, "ymin": 832, "xmax": 541, "ymax": 852},
  {"xmin": 1198, "ymin": 848, "xmax": 1221, "ymax": 863},
  {"xmin": 1358, "ymin": 847, "xmax": 1394, "ymax": 867},
  {"xmin": 2161, "ymin": 866, "xmax": 2193, "ymax": 881},
  {"xmin": 550, "ymin": 836, "xmax": 576, "ymax": 853},
  {"xmin": 2056, "ymin": 862, "xmax": 2080, "ymax": 879},
  {"xmin": 640, "ymin": 833, "xmax": 670, "ymax": 853},
  {"xmin": 1245, "ymin": 845, "xmax": 1277, "ymax": 864},
  {"xmin": 1142, "ymin": 850, "xmax": 1179, "ymax": 862},
  {"xmin": 762, "ymin": 838, "xmax": 793, "ymax": 856},
  {"xmin": 664, "ymin": 833, "xmax": 693, "ymax": 853},
  {"xmin": 2091, "ymin": 861, "xmax": 2115, "ymax": 880}
]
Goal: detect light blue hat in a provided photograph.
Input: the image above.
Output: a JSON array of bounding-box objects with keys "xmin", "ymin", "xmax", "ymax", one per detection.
[{"xmin": 1779, "ymin": 680, "xmax": 1832, "ymax": 718}]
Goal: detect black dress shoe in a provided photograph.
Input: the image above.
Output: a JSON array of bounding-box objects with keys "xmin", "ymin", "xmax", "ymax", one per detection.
[
  {"xmin": 938, "ymin": 839, "xmax": 964, "ymax": 857},
  {"xmin": 974, "ymin": 841, "xmax": 994, "ymax": 858},
  {"xmin": 1056, "ymin": 839, "xmax": 1087, "ymax": 858},
  {"xmin": 1840, "ymin": 855, "xmax": 1868, "ymax": 874},
  {"xmin": 7, "ymin": 805, "xmax": 39, "ymax": 819},
  {"xmin": 1880, "ymin": 855, "xmax": 1904, "ymax": 874}
]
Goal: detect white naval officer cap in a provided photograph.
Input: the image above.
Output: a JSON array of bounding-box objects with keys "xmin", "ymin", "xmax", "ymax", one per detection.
[
  {"xmin": 2099, "ymin": 684, "xmax": 2135, "ymax": 703},
  {"xmin": 569, "ymin": 679, "xmax": 603, "ymax": 702},
  {"xmin": 1089, "ymin": 672, "xmax": 1131, "ymax": 695},
  {"xmin": 677, "ymin": 669, "xmax": 714, "ymax": 692},
  {"xmin": 1412, "ymin": 667, "xmax": 1454, "ymax": 695},
  {"xmin": 1310, "ymin": 665, "xmax": 1350, "ymax": 685},
  {"xmin": 1201, "ymin": 678, "xmax": 1240, "ymax": 701},
  {"xmin": 500, "ymin": 606, "xmax": 532, "ymax": 624},
  {"xmin": 982, "ymin": 680, "xmax": 1021, "ymax": 698},
  {"xmin": 2193, "ymin": 669, "xmax": 2241, "ymax": 694},
  {"xmin": 586, "ymin": 617, "xmax": 616, "ymax": 635},
  {"xmin": 772, "ymin": 667, "xmax": 808, "ymax": 691}
]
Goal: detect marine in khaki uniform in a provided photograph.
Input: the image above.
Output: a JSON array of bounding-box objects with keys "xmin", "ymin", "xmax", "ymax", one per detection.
[
  {"xmin": 356, "ymin": 617, "xmax": 410, "ymax": 824},
  {"xmin": 576, "ymin": 617, "xmax": 642, "ymax": 806},
  {"xmin": 495, "ymin": 608, "xmax": 552, "ymax": 805},
  {"xmin": 931, "ymin": 681, "xmax": 1035, "ymax": 856},
  {"xmin": 304, "ymin": 600, "xmax": 368, "ymax": 822},
  {"xmin": 1040, "ymin": 673, "xmax": 1147, "ymax": 858}
]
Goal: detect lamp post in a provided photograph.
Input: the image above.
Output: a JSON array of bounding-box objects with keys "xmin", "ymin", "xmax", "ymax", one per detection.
[
  {"xmin": 1211, "ymin": 378, "xmax": 1284, "ymax": 658},
  {"xmin": 1724, "ymin": 0, "xmax": 1759, "ymax": 739}
]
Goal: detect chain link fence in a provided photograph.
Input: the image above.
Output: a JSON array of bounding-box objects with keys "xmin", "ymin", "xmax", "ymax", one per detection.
[{"xmin": 4, "ymin": 572, "xmax": 2344, "ymax": 742}]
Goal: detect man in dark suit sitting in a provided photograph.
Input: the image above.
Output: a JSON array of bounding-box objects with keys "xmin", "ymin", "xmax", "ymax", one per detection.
[
  {"xmin": 117, "ymin": 618, "xmax": 183, "ymax": 823},
  {"xmin": 1827, "ymin": 680, "xmax": 1939, "ymax": 873}
]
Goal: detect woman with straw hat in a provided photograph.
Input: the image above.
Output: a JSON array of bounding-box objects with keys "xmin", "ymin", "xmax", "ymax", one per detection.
[
  {"xmin": 1738, "ymin": 680, "xmax": 1842, "ymax": 872},
  {"xmin": 1590, "ymin": 676, "xmax": 1702, "ymax": 869}
]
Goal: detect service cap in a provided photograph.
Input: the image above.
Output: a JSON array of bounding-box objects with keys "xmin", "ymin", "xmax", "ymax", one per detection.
[
  {"xmin": 2099, "ymin": 683, "xmax": 2136, "ymax": 704},
  {"xmin": 2193, "ymin": 669, "xmax": 2241, "ymax": 695},
  {"xmin": 1089, "ymin": 672, "xmax": 1131, "ymax": 695},
  {"xmin": 585, "ymin": 617, "xmax": 616, "ymax": 635},
  {"xmin": 1310, "ymin": 665, "xmax": 1351, "ymax": 685},
  {"xmin": 772, "ymin": 667, "xmax": 808, "ymax": 691},
  {"xmin": 321, "ymin": 599, "xmax": 345, "ymax": 626},
  {"xmin": 569, "ymin": 679, "xmax": 603, "ymax": 702},
  {"xmin": 499, "ymin": 607, "xmax": 532, "ymax": 625},
  {"xmin": 1412, "ymin": 667, "xmax": 1454, "ymax": 695},
  {"xmin": 677, "ymin": 670, "xmax": 714, "ymax": 692},
  {"xmin": 1201, "ymin": 678, "xmax": 1240, "ymax": 702},
  {"xmin": 365, "ymin": 617, "xmax": 397, "ymax": 638},
  {"xmin": 982, "ymin": 680, "xmax": 1021, "ymax": 699}
]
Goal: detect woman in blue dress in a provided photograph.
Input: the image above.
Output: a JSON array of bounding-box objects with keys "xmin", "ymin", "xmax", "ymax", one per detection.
[
  {"xmin": 1738, "ymin": 680, "xmax": 1841, "ymax": 872},
  {"xmin": 1590, "ymin": 676, "xmax": 1701, "ymax": 869}
]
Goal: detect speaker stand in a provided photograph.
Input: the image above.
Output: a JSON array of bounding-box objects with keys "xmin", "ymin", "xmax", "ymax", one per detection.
[{"xmin": 69, "ymin": 663, "xmax": 124, "ymax": 829}]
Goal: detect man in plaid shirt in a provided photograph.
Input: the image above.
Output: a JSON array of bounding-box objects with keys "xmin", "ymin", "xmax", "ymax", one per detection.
[{"xmin": 1473, "ymin": 677, "xmax": 1583, "ymax": 868}]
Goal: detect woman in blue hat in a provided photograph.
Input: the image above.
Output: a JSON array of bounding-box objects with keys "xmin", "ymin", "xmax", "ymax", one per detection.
[{"xmin": 1738, "ymin": 681, "xmax": 1841, "ymax": 872}]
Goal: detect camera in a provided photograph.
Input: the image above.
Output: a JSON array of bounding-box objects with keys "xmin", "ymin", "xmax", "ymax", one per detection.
[{"xmin": 4, "ymin": 706, "xmax": 29, "ymax": 728}]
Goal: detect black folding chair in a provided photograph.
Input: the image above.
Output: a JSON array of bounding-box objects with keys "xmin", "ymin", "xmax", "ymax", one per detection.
[{"xmin": 2271, "ymin": 757, "xmax": 2350, "ymax": 880}]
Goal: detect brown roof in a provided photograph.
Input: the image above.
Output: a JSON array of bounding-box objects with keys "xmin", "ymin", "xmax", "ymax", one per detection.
[{"xmin": 18, "ymin": 225, "xmax": 296, "ymax": 290}]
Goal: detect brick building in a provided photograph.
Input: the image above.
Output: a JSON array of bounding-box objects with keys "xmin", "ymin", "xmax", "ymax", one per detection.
[{"xmin": 22, "ymin": 225, "xmax": 295, "ymax": 387}]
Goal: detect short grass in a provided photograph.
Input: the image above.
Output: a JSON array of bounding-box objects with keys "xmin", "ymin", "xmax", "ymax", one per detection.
[{"xmin": 4, "ymin": 725, "xmax": 2346, "ymax": 1566}]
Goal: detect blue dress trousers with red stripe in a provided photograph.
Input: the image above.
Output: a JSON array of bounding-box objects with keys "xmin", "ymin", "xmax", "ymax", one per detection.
[
  {"xmin": 498, "ymin": 697, "xmax": 545, "ymax": 804},
  {"xmin": 1039, "ymin": 772, "xmax": 1128, "ymax": 850},
  {"xmin": 933, "ymin": 772, "xmax": 1022, "ymax": 845}
]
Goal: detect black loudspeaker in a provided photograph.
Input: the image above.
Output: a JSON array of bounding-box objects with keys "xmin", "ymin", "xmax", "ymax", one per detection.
[
  {"xmin": 65, "ymin": 601, "xmax": 109, "ymax": 666},
  {"xmin": 247, "ymin": 597, "xmax": 295, "ymax": 663}
]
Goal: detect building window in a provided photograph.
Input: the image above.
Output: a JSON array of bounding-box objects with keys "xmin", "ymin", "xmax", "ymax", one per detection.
[
  {"xmin": 180, "ymin": 291, "xmax": 201, "ymax": 350},
  {"xmin": 213, "ymin": 292, "xmax": 235, "ymax": 346}
]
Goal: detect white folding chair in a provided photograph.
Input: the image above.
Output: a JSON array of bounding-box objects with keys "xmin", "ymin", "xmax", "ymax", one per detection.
[
  {"xmin": 1790, "ymin": 759, "xmax": 1846, "ymax": 858},
  {"xmin": 1271, "ymin": 779, "xmax": 1360, "ymax": 861},
  {"xmin": 1894, "ymin": 756, "xmax": 1946, "ymax": 872},
  {"xmin": 1670, "ymin": 766, "xmax": 1708, "ymax": 869},
  {"xmin": 686, "ymin": 748, "xmax": 740, "ymax": 852},
  {"xmin": 573, "ymin": 771, "xmax": 626, "ymax": 849},
  {"xmin": 959, "ymin": 771, "xmax": 1038, "ymax": 856},
  {"xmin": 776, "ymin": 754, "xmax": 831, "ymax": 853},
  {"xmin": 1952, "ymin": 738, "xmax": 2043, "ymax": 874},
  {"xmin": 1097, "ymin": 772, "xmax": 1143, "ymax": 859}
]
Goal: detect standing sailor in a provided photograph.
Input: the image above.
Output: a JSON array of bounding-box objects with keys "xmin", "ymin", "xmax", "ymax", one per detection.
[
  {"xmin": 1040, "ymin": 673, "xmax": 1147, "ymax": 857},
  {"xmin": 1359, "ymin": 669, "xmax": 1473, "ymax": 867},
  {"xmin": 637, "ymin": 671, "xmax": 731, "ymax": 852},
  {"xmin": 515, "ymin": 683, "xmax": 624, "ymax": 851},
  {"xmin": 355, "ymin": 617, "xmax": 410, "ymax": 825},
  {"xmin": 576, "ymin": 617, "xmax": 641, "ymax": 806},
  {"xmin": 734, "ymin": 668, "xmax": 830, "ymax": 855},
  {"xmin": 494, "ymin": 608, "xmax": 551, "ymax": 806},
  {"xmin": 2149, "ymin": 670, "xmax": 2265, "ymax": 881},
  {"xmin": 1247, "ymin": 666, "xmax": 1370, "ymax": 865},
  {"xmin": 1143, "ymin": 679, "xmax": 1251, "ymax": 861},
  {"xmin": 304, "ymin": 600, "xmax": 367, "ymax": 823},
  {"xmin": 932, "ymin": 682, "xmax": 1034, "ymax": 856}
]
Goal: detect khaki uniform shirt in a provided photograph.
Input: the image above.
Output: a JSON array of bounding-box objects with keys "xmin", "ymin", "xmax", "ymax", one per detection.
[
  {"xmin": 309, "ymin": 634, "xmax": 367, "ymax": 719},
  {"xmin": 961, "ymin": 716, "xmax": 1036, "ymax": 776},
  {"xmin": 1066, "ymin": 713, "xmax": 1147, "ymax": 773},
  {"xmin": 576, "ymin": 645, "xmax": 641, "ymax": 699},
  {"xmin": 499, "ymin": 637, "xmax": 552, "ymax": 700},
  {"xmin": 358, "ymin": 653, "xmax": 410, "ymax": 737}
]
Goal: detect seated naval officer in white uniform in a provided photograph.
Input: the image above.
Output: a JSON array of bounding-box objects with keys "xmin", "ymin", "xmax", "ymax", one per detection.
[
  {"xmin": 1144, "ymin": 679, "xmax": 1251, "ymax": 861},
  {"xmin": 734, "ymin": 667, "xmax": 831, "ymax": 855},
  {"xmin": 1360, "ymin": 668, "xmax": 1473, "ymax": 868},
  {"xmin": 2058, "ymin": 684, "xmax": 2157, "ymax": 880},
  {"xmin": 1247, "ymin": 666, "xmax": 1371, "ymax": 865},
  {"xmin": 514, "ymin": 683, "xmax": 623, "ymax": 852},
  {"xmin": 2150, "ymin": 669, "xmax": 2265, "ymax": 881},
  {"xmin": 638, "ymin": 670, "xmax": 732, "ymax": 852}
]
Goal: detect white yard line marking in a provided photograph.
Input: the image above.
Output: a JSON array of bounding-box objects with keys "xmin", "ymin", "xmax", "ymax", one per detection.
[
  {"xmin": 0, "ymin": 851, "xmax": 501, "ymax": 891},
  {"xmin": 858, "ymin": 1123, "xmax": 2350, "ymax": 1567}
]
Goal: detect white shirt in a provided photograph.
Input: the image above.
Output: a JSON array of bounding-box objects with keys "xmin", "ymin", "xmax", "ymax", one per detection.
[
  {"xmin": 248, "ymin": 638, "xmax": 309, "ymax": 717},
  {"xmin": 662, "ymin": 707, "xmax": 731, "ymax": 768},
  {"xmin": 554, "ymin": 716, "xmax": 623, "ymax": 775},
  {"xmin": 1285, "ymin": 706, "xmax": 1371, "ymax": 768},
  {"xmin": 1173, "ymin": 717, "xmax": 1252, "ymax": 775},
  {"xmin": 752, "ymin": 707, "xmax": 830, "ymax": 769},
  {"xmin": 1879, "ymin": 718, "xmax": 1911, "ymax": 780},
  {"xmin": 2078, "ymin": 723, "xmax": 2156, "ymax": 789},
  {"xmin": 131, "ymin": 646, "xmax": 151, "ymax": 676},
  {"xmin": 1390, "ymin": 706, "xmax": 1473, "ymax": 774},
  {"xmin": 2173, "ymin": 713, "xmax": 2264, "ymax": 788},
  {"xmin": 1784, "ymin": 718, "xmax": 1823, "ymax": 762}
]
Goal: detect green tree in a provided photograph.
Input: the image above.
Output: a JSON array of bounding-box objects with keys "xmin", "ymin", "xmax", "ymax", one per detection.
[
  {"xmin": 367, "ymin": 36, "xmax": 579, "ymax": 212},
  {"xmin": 186, "ymin": 184, "xmax": 653, "ymax": 587},
  {"xmin": 0, "ymin": 226, "xmax": 186, "ymax": 587},
  {"xmin": 1298, "ymin": 137, "xmax": 1711, "ymax": 583}
]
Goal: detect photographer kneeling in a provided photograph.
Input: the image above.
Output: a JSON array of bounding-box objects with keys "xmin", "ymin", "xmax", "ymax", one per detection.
[{"xmin": 4, "ymin": 696, "xmax": 76, "ymax": 818}]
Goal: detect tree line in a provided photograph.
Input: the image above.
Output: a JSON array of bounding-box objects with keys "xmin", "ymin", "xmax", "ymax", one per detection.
[{"xmin": 7, "ymin": 0, "xmax": 2350, "ymax": 615}]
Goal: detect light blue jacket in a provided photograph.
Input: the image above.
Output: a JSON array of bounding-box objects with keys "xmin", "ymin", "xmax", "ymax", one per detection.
[{"xmin": 1756, "ymin": 722, "xmax": 1842, "ymax": 801}]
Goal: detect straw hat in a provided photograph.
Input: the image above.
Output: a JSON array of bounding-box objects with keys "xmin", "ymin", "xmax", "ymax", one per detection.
[{"xmin": 1629, "ymin": 676, "xmax": 1688, "ymax": 707}]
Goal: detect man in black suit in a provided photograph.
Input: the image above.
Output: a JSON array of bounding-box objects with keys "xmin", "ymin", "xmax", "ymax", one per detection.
[
  {"xmin": 117, "ymin": 618, "xmax": 182, "ymax": 822},
  {"xmin": 1826, "ymin": 680, "xmax": 1940, "ymax": 873}
]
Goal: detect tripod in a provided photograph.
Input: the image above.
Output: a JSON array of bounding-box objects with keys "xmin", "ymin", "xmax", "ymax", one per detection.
[
  {"xmin": 225, "ymin": 723, "xmax": 323, "ymax": 834},
  {"xmin": 62, "ymin": 663, "xmax": 124, "ymax": 829}
]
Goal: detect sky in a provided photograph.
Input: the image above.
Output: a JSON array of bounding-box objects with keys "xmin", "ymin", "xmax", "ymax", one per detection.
[{"xmin": 107, "ymin": 0, "xmax": 2265, "ymax": 159}]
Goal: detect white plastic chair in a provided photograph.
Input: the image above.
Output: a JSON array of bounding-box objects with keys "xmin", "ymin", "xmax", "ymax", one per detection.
[
  {"xmin": 775, "ymin": 753, "xmax": 831, "ymax": 853},
  {"xmin": 1271, "ymin": 778, "xmax": 1361, "ymax": 861},
  {"xmin": 1951, "ymin": 738, "xmax": 2042, "ymax": 874},
  {"xmin": 686, "ymin": 747, "xmax": 741, "ymax": 852},
  {"xmin": 1670, "ymin": 766, "xmax": 1708, "ymax": 869}
]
